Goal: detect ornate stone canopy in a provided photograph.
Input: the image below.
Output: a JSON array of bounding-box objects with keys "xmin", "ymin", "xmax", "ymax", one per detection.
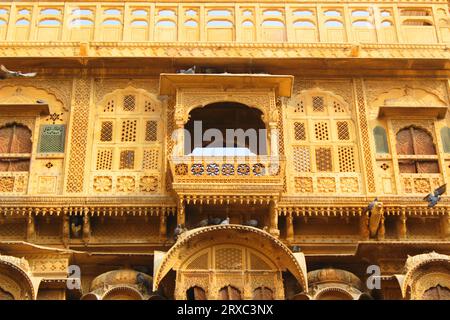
[{"xmin": 153, "ymin": 224, "xmax": 308, "ymax": 295}]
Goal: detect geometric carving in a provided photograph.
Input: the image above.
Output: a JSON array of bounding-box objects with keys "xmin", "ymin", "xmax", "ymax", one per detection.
[
  {"xmin": 93, "ymin": 176, "xmax": 112, "ymax": 192},
  {"xmin": 66, "ymin": 78, "xmax": 91, "ymax": 193},
  {"xmin": 315, "ymin": 147, "xmax": 332, "ymax": 172},
  {"xmin": 338, "ymin": 146, "xmax": 356, "ymax": 172}
]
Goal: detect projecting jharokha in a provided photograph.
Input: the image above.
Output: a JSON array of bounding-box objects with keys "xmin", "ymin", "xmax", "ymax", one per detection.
[{"xmin": 0, "ymin": 0, "xmax": 450, "ymax": 301}]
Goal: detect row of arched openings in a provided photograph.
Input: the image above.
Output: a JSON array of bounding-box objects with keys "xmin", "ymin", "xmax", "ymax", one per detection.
[{"xmin": 186, "ymin": 285, "xmax": 274, "ymax": 300}]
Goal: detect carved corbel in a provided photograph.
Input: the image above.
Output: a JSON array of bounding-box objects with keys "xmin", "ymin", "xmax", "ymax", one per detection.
[
  {"xmin": 359, "ymin": 213, "xmax": 370, "ymax": 240},
  {"xmin": 441, "ymin": 215, "xmax": 450, "ymax": 239},
  {"xmin": 286, "ymin": 212, "xmax": 294, "ymax": 243},
  {"xmin": 159, "ymin": 214, "xmax": 167, "ymax": 238},
  {"xmin": 82, "ymin": 208, "xmax": 91, "ymax": 243},
  {"xmin": 177, "ymin": 197, "xmax": 185, "ymax": 226},
  {"xmin": 26, "ymin": 209, "xmax": 35, "ymax": 242},
  {"xmin": 62, "ymin": 213, "xmax": 69, "ymax": 247},
  {"xmin": 397, "ymin": 210, "xmax": 407, "ymax": 240},
  {"xmin": 269, "ymin": 200, "xmax": 280, "ymax": 237}
]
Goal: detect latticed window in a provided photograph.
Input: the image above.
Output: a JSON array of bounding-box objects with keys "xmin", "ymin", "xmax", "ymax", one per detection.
[
  {"xmin": 289, "ymin": 90, "xmax": 358, "ymax": 174},
  {"xmin": 38, "ymin": 125, "xmax": 65, "ymax": 153},
  {"xmin": 93, "ymin": 90, "xmax": 161, "ymax": 173},
  {"xmin": 0, "ymin": 123, "xmax": 32, "ymax": 172},
  {"xmin": 396, "ymin": 126, "xmax": 439, "ymax": 173}
]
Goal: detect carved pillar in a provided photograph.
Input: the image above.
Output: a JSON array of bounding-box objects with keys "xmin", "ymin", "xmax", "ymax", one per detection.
[
  {"xmin": 377, "ymin": 215, "xmax": 386, "ymax": 241},
  {"xmin": 62, "ymin": 214, "xmax": 69, "ymax": 247},
  {"xmin": 26, "ymin": 210, "xmax": 35, "ymax": 242},
  {"xmin": 159, "ymin": 214, "xmax": 167, "ymax": 238},
  {"xmin": 82, "ymin": 208, "xmax": 91, "ymax": 243},
  {"xmin": 397, "ymin": 211, "xmax": 407, "ymax": 240},
  {"xmin": 177, "ymin": 197, "xmax": 186, "ymax": 226},
  {"xmin": 441, "ymin": 215, "xmax": 450, "ymax": 239},
  {"xmin": 269, "ymin": 200, "xmax": 280, "ymax": 237},
  {"xmin": 65, "ymin": 78, "xmax": 92, "ymax": 193},
  {"xmin": 286, "ymin": 213, "xmax": 294, "ymax": 242},
  {"xmin": 359, "ymin": 213, "xmax": 370, "ymax": 240}
]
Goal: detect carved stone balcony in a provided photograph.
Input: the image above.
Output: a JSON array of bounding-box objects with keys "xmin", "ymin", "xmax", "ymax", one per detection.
[{"xmin": 169, "ymin": 155, "xmax": 285, "ymax": 197}]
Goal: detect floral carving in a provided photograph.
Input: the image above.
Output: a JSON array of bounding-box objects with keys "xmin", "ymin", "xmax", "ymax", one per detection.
[
  {"xmin": 117, "ymin": 176, "xmax": 135, "ymax": 192},
  {"xmin": 206, "ymin": 163, "xmax": 219, "ymax": 176},
  {"xmin": 340, "ymin": 177, "xmax": 359, "ymax": 193},
  {"xmin": 317, "ymin": 177, "xmax": 336, "ymax": 193},
  {"xmin": 237, "ymin": 164, "xmax": 250, "ymax": 176},
  {"xmin": 140, "ymin": 176, "xmax": 158, "ymax": 192},
  {"xmin": 414, "ymin": 178, "xmax": 431, "ymax": 194},
  {"xmin": 222, "ymin": 164, "xmax": 235, "ymax": 176},
  {"xmin": 295, "ymin": 177, "xmax": 313, "ymax": 193},
  {"xmin": 191, "ymin": 164, "xmax": 204, "ymax": 176},
  {"xmin": 252, "ymin": 163, "xmax": 265, "ymax": 176},
  {"xmin": 93, "ymin": 176, "xmax": 112, "ymax": 192}
]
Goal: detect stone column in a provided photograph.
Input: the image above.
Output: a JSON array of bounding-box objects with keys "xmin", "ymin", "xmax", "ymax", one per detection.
[
  {"xmin": 286, "ymin": 212, "xmax": 294, "ymax": 242},
  {"xmin": 177, "ymin": 197, "xmax": 186, "ymax": 226},
  {"xmin": 159, "ymin": 214, "xmax": 167, "ymax": 238},
  {"xmin": 269, "ymin": 200, "xmax": 280, "ymax": 237}
]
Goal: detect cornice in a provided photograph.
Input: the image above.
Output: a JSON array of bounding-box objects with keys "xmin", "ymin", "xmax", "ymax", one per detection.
[{"xmin": 0, "ymin": 41, "xmax": 449, "ymax": 60}]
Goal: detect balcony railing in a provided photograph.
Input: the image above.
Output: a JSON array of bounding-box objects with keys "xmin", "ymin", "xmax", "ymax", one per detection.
[{"xmin": 169, "ymin": 156, "xmax": 285, "ymax": 192}]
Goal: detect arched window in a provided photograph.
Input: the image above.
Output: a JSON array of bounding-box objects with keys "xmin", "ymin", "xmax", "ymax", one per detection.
[
  {"xmin": 422, "ymin": 285, "xmax": 450, "ymax": 300},
  {"xmin": 441, "ymin": 127, "xmax": 450, "ymax": 153},
  {"xmin": 186, "ymin": 286, "xmax": 207, "ymax": 300},
  {"xmin": 253, "ymin": 287, "xmax": 274, "ymax": 300},
  {"xmin": 219, "ymin": 286, "xmax": 241, "ymax": 300},
  {"xmin": 396, "ymin": 126, "xmax": 439, "ymax": 173},
  {"xmin": 0, "ymin": 123, "xmax": 32, "ymax": 172},
  {"xmin": 373, "ymin": 126, "xmax": 389, "ymax": 154}
]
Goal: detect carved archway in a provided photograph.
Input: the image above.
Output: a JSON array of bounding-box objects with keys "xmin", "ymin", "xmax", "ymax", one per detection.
[
  {"xmin": 0, "ymin": 255, "xmax": 34, "ymax": 300},
  {"xmin": 402, "ymin": 252, "xmax": 450, "ymax": 300},
  {"xmin": 153, "ymin": 225, "xmax": 308, "ymax": 300},
  {"xmin": 306, "ymin": 268, "xmax": 368, "ymax": 300}
]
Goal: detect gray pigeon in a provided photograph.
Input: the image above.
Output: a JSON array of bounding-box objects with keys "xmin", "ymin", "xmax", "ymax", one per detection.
[
  {"xmin": 292, "ymin": 245, "xmax": 301, "ymax": 253},
  {"xmin": 208, "ymin": 217, "xmax": 222, "ymax": 225},
  {"xmin": 243, "ymin": 219, "xmax": 258, "ymax": 227},
  {"xmin": 220, "ymin": 217, "xmax": 230, "ymax": 225},
  {"xmin": 173, "ymin": 224, "xmax": 185, "ymax": 240},
  {"xmin": 363, "ymin": 197, "xmax": 378, "ymax": 214},
  {"xmin": 424, "ymin": 184, "xmax": 446, "ymax": 207},
  {"xmin": 136, "ymin": 273, "xmax": 151, "ymax": 293},
  {"xmin": 197, "ymin": 218, "xmax": 209, "ymax": 227},
  {"xmin": 0, "ymin": 65, "xmax": 37, "ymax": 79},
  {"xmin": 177, "ymin": 66, "xmax": 196, "ymax": 74}
]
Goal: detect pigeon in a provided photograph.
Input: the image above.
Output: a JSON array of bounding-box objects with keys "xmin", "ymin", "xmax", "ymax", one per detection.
[
  {"xmin": 363, "ymin": 197, "xmax": 378, "ymax": 214},
  {"xmin": 243, "ymin": 219, "xmax": 258, "ymax": 227},
  {"xmin": 177, "ymin": 66, "xmax": 196, "ymax": 74},
  {"xmin": 136, "ymin": 273, "xmax": 152, "ymax": 293},
  {"xmin": 36, "ymin": 99, "xmax": 46, "ymax": 104},
  {"xmin": 197, "ymin": 218, "xmax": 209, "ymax": 228},
  {"xmin": 292, "ymin": 245, "xmax": 301, "ymax": 253},
  {"xmin": 208, "ymin": 217, "xmax": 222, "ymax": 225},
  {"xmin": 173, "ymin": 224, "xmax": 186, "ymax": 240},
  {"xmin": 424, "ymin": 184, "xmax": 447, "ymax": 208},
  {"xmin": 220, "ymin": 217, "xmax": 230, "ymax": 225},
  {"xmin": 0, "ymin": 65, "xmax": 37, "ymax": 79},
  {"xmin": 70, "ymin": 216, "xmax": 83, "ymax": 238}
]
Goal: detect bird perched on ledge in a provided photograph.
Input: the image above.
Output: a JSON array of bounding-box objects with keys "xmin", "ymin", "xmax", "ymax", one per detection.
[
  {"xmin": 176, "ymin": 66, "xmax": 196, "ymax": 74},
  {"xmin": 0, "ymin": 65, "xmax": 37, "ymax": 79},
  {"xmin": 424, "ymin": 184, "xmax": 447, "ymax": 207}
]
